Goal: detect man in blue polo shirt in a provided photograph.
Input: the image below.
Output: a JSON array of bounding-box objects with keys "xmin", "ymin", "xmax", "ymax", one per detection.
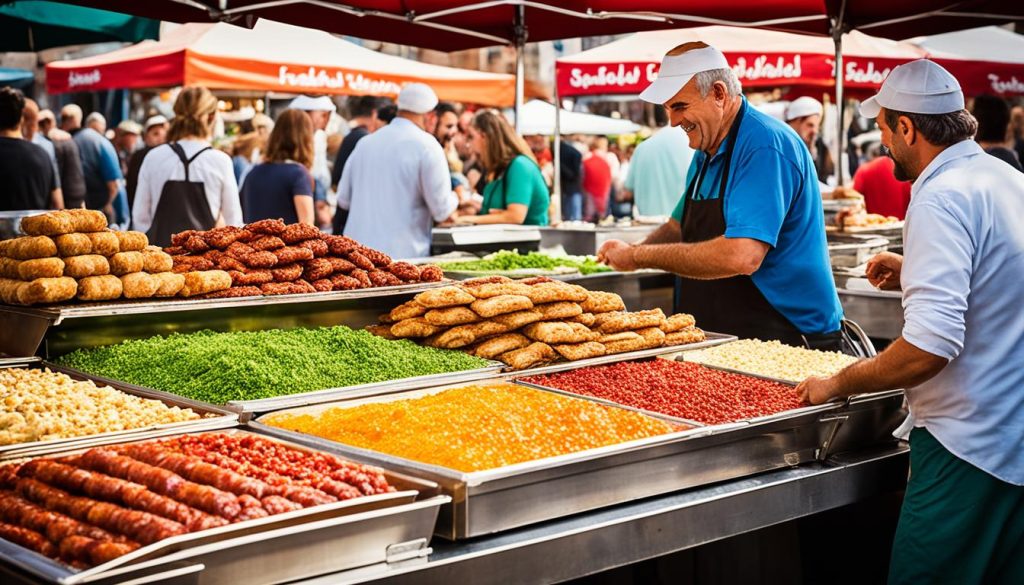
[{"xmin": 599, "ymin": 42, "xmax": 843, "ymax": 349}]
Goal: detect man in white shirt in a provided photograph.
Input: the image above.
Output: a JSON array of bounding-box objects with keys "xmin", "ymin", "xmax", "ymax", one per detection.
[
  {"xmin": 797, "ymin": 60, "xmax": 1024, "ymax": 585},
  {"xmin": 337, "ymin": 83, "xmax": 458, "ymax": 259}
]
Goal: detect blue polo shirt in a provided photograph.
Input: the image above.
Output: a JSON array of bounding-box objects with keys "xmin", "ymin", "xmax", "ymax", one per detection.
[{"xmin": 670, "ymin": 98, "xmax": 842, "ymax": 335}]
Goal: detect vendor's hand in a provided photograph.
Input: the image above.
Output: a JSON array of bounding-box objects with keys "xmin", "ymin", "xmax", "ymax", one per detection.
[
  {"xmin": 599, "ymin": 241, "xmax": 639, "ymax": 272},
  {"xmin": 597, "ymin": 239, "xmax": 628, "ymax": 265},
  {"xmin": 796, "ymin": 376, "xmax": 841, "ymax": 405},
  {"xmin": 866, "ymin": 252, "xmax": 903, "ymax": 290},
  {"xmin": 453, "ymin": 214, "xmax": 478, "ymax": 226}
]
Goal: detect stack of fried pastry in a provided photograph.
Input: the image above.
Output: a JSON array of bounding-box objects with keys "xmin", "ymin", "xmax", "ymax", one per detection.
[
  {"xmin": 0, "ymin": 210, "xmax": 229, "ymax": 305},
  {"xmin": 370, "ymin": 276, "xmax": 706, "ymax": 370},
  {"xmin": 164, "ymin": 219, "xmax": 444, "ymax": 299}
]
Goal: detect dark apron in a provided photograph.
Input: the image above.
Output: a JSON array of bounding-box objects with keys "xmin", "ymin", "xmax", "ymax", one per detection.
[
  {"xmin": 146, "ymin": 143, "xmax": 218, "ymax": 247},
  {"xmin": 674, "ymin": 102, "xmax": 820, "ymax": 348}
]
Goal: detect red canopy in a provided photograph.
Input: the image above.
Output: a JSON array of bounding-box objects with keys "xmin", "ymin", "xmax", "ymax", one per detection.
[
  {"xmin": 52, "ymin": 1, "xmax": 1024, "ymax": 51},
  {"xmin": 556, "ymin": 26, "xmax": 928, "ymax": 98}
]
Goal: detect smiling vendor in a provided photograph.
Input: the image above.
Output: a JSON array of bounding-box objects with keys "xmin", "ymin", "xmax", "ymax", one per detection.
[{"xmin": 599, "ymin": 42, "xmax": 844, "ymax": 350}]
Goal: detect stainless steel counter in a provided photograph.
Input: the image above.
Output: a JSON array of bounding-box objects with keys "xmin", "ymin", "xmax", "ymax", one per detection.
[
  {"xmin": 297, "ymin": 445, "xmax": 909, "ymax": 585},
  {"xmin": 539, "ymin": 225, "xmax": 658, "ymax": 256},
  {"xmin": 837, "ymin": 288, "xmax": 904, "ymax": 341}
]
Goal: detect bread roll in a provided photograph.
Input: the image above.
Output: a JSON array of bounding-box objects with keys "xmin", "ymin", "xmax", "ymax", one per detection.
[
  {"xmin": 152, "ymin": 272, "xmax": 186, "ymax": 297},
  {"xmin": 113, "ymin": 230, "xmax": 148, "ymax": 252},
  {"xmin": 109, "ymin": 251, "xmax": 144, "ymax": 276},
  {"xmin": 86, "ymin": 231, "xmax": 120, "ymax": 256},
  {"xmin": 63, "ymin": 255, "xmax": 110, "ymax": 278},
  {"xmin": 77, "ymin": 275, "xmax": 124, "ymax": 301},
  {"xmin": 17, "ymin": 277, "xmax": 77, "ymax": 305},
  {"xmin": 20, "ymin": 211, "xmax": 75, "ymax": 236},
  {"xmin": 67, "ymin": 209, "xmax": 108, "ymax": 232},
  {"xmin": 54, "ymin": 233, "xmax": 92, "ymax": 257},
  {"xmin": 7, "ymin": 236, "xmax": 57, "ymax": 260},
  {"xmin": 120, "ymin": 272, "xmax": 159, "ymax": 299},
  {"xmin": 178, "ymin": 270, "xmax": 231, "ymax": 297},
  {"xmin": 142, "ymin": 248, "xmax": 174, "ymax": 273},
  {"xmin": 0, "ymin": 258, "xmax": 21, "ymax": 279},
  {"xmin": 18, "ymin": 257, "xmax": 65, "ymax": 280}
]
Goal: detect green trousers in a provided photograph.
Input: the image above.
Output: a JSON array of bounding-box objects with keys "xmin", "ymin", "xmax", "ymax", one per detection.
[{"xmin": 889, "ymin": 428, "xmax": 1024, "ymax": 585}]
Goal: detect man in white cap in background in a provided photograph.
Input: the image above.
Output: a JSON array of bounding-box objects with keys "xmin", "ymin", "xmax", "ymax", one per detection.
[
  {"xmin": 599, "ymin": 41, "xmax": 846, "ymax": 351},
  {"xmin": 126, "ymin": 115, "xmax": 169, "ymax": 209},
  {"xmin": 289, "ymin": 95, "xmax": 336, "ymax": 229},
  {"xmin": 337, "ymin": 82, "xmax": 458, "ymax": 259},
  {"xmin": 798, "ymin": 59, "xmax": 1024, "ymax": 585},
  {"xmin": 785, "ymin": 96, "xmax": 834, "ymax": 184}
]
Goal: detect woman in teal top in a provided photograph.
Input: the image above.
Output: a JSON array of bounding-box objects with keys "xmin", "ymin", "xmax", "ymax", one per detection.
[{"xmin": 457, "ymin": 110, "xmax": 550, "ymax": 226}]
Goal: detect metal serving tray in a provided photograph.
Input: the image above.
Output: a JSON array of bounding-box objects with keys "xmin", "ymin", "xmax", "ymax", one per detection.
[
  {"xmin": 503, "ymin": 331, "xmax": 736, "ymax": 378},
  {"xmin": 251, "ymin": 381, "xmax": 848, "ymax": 540},
  {"xmin": 0, "ymin": 363, "xmax": 238, "ymax": 461},
  {"xmin": 0, "ymin": 428, "xmax": 448, "ymax": 585},
  {"xmin": 48, "ymin": 361, "xmax": 505, "ymax": 421}
]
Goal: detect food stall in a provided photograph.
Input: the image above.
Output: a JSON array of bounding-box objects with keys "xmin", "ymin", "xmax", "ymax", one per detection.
[{"xmin": 0, "ymin": 213, "xmax": 909, "ymax": 584}]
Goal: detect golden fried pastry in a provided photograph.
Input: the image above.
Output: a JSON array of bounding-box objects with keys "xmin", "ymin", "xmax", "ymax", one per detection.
[
  {"xmin": 0, "ymin": 258, "xmax": 20, "ymax": 279},
  {"xmin": 602, "ymin": 334, "xmax": 649, "ymax": 355},
  {"xmin": 664, "ymin": 327, "xmax": 706, "ymax": 346},
  {"xmin": 54, "ymin": 233, "xmax": 92, "ymax": 257},
  {"xmin": 462, "ymin": 275, "xmax": 512, "ymax": 286},
  {"xmin": 595, "ymin": 308, "xmax": 667, "ymax": 334},
  {"xmin": 498, "ymin": 342, "xmax": 556, "ymax": 370},
  {"xmin": 522, "ymin": 321, "xmax": 600, "ymax": 344},
  {"xmin": 580, "ymin": 290, "xmax": 626, "ymax": 314},
  {"xmin": 463, "ymin": 281, "xmax": 532, "ymax": 299},
  {"xmin": 120, "ymin": 272, "xmax": 159, "ymax": 299},
  {"xmin": 68, "ymin": 209, "xmax": 108, "ymax": 233},
  {"xmin": 0, "ymin": 278, "xmax": 22, "ymax": 304},
  {"xmin": 365, "ymin": 323, "xmax": 399, "ymax": 340},
  {"xmin": 109, "ymin": 251, "xmax": 144, "ymax": 276},
  {"xmin": 63, "ymin": 254, "xmax": 110, "ymax": 278},
  {"xmin": 597, "ymin": 331, "xmax": 643, "ymax": 344},
  {"xmin": 414, "ymin": 285, "xmax": 475, "ymax": 308},
  {"xmin": 569, "ymin": 312, "xmax": 597, "ymax": 327},
  {"xmin": 662, "ymin": 313, "xmax": 697, "ymax": 333},
  {"xmin": 430, "ymin": 321, "xmax": 508, "ymax": 349},
  {"xmin": 141, "ymin": 247, "xmax": 174, "ymax": 273},
  {"xmin": 636, "ymin": 326, "xmax": 666, "ymax": 345},
  {"xmin": 113, "ymin": 230, "xmax": 148, "ymax": 252},
  {"xmin": 535, "ymin": 301, "xmax": 584, "ymax": 321},
  {"xmin": 6, "ymin": 236, "xmax": 57, "ymax": 260},
  {"xmin": 521, "ymin": 281, "xmax": 588, "ymax": 304},
  {"xmin": 552, "ymin": 341, "xmax": 607, "ymax": 361},
  {"xmin": 17, "ymin": 277, "xmax": 77, "ymax": 305},
  {"xmin": 18, "ymin": 257, "xmax": 65, "ymax": 280},
  {"xmin": 20, "ymin": 211, "xmax": 75, "ymax": 236},
  {"xmin": 389, "ymin": 300, "xmax": 428, "ymax": 322},
  {"xmin": 86, "ymin": 231, "xmax": 120, "ymax": 256},
  {"xmin": 390, "ymin": 317, "xmax": 442, "ymax": 339},
  {"xmin": 472, "ymin": 333, "xmax": 531, "ymax": 360},
  {"xmin": 77, "ymin": 275, "xmax": 123, "ymax": 301},
  {"xmin": 178, "ymin": 270, "xmax": 232, "ymax": 297},
  {"xmin": 152, "ymin": 272, "xmax": 186, "ymax": 297},
  {"xmin": 424, "ymin": 306, "xmax": 480, "ymax": 326},
  {"xmin": 491, "ymin": 309, "xmax": 544, "ymax": 330},
  {"xmin": 470, "ymin": 294, "xmax": 533, "ymax": 318}
]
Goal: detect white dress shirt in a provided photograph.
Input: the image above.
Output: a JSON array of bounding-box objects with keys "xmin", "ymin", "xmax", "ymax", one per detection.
[
  {"xmin": 337, "ymin": 117, "xmax": 457, "ymax": 259},
  {"xmin": 900, "ymin": 139, "xmax": 1024, "ymax": 485},
  {"xmin": 132, "ymin": 140, "xmax": 242, "ymax": 234}
]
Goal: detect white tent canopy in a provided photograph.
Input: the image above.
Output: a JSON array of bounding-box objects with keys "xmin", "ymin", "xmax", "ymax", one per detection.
[
  {"xmin": 907, "ymin": 26, "xmax": 1024, "ymax": 64},
  {"xmin": 511, "ymin": 100, "xmax": 642, "ymax": 136}
]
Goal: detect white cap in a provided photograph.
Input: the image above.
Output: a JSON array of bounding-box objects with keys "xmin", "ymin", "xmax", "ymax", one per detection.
[
  {"xmin": 859, "ymin": 59, "xmax": 963, "ymax": 118},
  {"xmin": 289, "ymin": 95, "xmax": 337, "ymax": 112},
  {"xmin": 785, "ymin": 97, "xmax": 823, "ymax": 121},
  {"xmin": 639, "ymin": 46, "xmax": 731, "ymax": 104},
  {"xmin": 396, "ymin": 83, "xmax": 439, "ymax": 114},
  {"xmin": 144, "ymin": 114, "xmax": 168, "ymax": 129},
  {"xmin": 116, "ymin": 120, "xmax": 142, "ymax": 134}
]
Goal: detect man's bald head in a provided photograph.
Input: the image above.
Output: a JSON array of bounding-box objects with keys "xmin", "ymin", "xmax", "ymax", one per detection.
[
  {"xmin": 21, "ymin": 98, "xmax": 40, "ymax": 139},
  {"xmin": 60, "ymin": 103, "xmax": 83, "ymax": 130}
]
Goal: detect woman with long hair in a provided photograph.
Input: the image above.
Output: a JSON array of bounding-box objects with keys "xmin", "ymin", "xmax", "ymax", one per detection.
[
  {"xmin": 240, "ymin": 109, "xmax": 315, "ymax": 224},
  {"xmin": 456, "ymin": 109, "xmax": 550, "ymax": 226},
  {"xmin": 132, "ymin": 86, "xmax": 241, "ymax": 245}
]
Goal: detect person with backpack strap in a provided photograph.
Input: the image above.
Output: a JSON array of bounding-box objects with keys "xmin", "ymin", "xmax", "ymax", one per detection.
[{"xmin": 133, "ymin": 86, "xmax": 241, "ymax": 246}]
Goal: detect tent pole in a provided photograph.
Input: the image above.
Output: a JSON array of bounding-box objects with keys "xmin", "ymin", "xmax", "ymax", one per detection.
[
  {"xmin": 832, "ymin": 0, "xmax": 848, "ymax": 187},
  {"xmin": 552, "ymin": 80, "xmax": 562, "ymax": 224},
  {"xmin": 513, "ymin": 4, "xmax": 526, "ymax": 134}
]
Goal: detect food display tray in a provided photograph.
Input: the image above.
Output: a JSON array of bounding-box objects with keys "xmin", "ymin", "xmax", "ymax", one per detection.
[
  {"xmin": 0, "ymin": 428, "xmax": 448, "ymax": 585},
  {"xmin": 251, "ymin": 380, "xmax": 860, "ymax": 540},
  {"xmin": 503, "ymin": 331, "xmax": 736, "ymax": 378},
  {"xmin": 48, "ymin": 361, "xmax": 506, "ymax": 421},
  {"xmin": 0, "ymin": 362, "xmax": 239, "ymax": 461}
]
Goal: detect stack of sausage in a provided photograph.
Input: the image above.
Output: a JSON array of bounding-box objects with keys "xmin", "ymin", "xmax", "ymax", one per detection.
[
  {"xmin": 0, "ymin": 210, "xmax": 230, "ymax": 305},
  {"xmin": 369, "ymin": 276, "xmax": 706, "ymax": 370},
  {"xmin": 0, "ymin": 432, "xmax": 393, "ymax": 569},
  {"xmin": 164, "ymin": 219, "xmax": 444, "ymax": 299}
]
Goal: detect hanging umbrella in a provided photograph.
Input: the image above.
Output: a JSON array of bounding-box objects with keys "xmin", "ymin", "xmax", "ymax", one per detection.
[
  {"xmin": 0, "ymin": 1, "xmax": 158, "ymax": 51},
  {"xmin": 908, "ymin": 26, "xmax": 1024, "ymax": 97}
]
